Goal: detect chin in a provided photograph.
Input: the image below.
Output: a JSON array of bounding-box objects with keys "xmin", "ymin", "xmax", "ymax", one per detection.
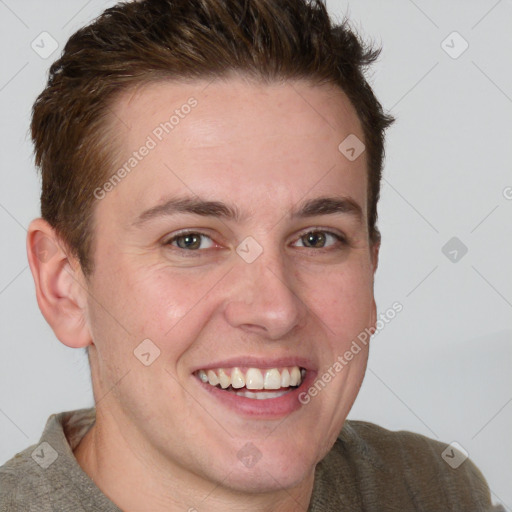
[
  {"xmin": 221, "ymin": 460, "xmax": 313, "ymax": 494},
  {"xmin": 204, "ymin": 439, "xmax": 319, "ymax": 495}
]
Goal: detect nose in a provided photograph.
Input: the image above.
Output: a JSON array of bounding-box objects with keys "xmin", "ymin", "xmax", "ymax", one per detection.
[{"xmin": 223, "ymin": 246, "xmax": 308, "ymax": 340}]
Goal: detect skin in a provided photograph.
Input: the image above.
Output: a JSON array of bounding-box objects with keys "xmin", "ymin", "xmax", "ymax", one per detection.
[{"xmin": 27, "ymin": 75, "xmax": 379, "ymax": 512}]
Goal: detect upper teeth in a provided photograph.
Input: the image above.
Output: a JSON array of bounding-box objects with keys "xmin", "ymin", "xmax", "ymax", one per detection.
[{"xmin": 197, "ymin": 366, "xmax": 304, "ymax": 390}]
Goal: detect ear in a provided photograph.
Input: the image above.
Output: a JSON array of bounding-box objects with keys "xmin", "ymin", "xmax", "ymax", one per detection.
[
  {"xmin": 371, "ymin": 239, "xmax": 380, "ymax": 275},
  {"xmin": 27, "ymin": 218, "xmax": 92, "ymax": 349},
  {"xmin": 369, "ymin": 239, "xmax": 381, "ymax": 328}
]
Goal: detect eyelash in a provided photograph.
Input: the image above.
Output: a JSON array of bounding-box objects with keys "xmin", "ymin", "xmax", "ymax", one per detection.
[{"xmin": 163, "ymin": 228, "xmax": 347, "ymax": 256}]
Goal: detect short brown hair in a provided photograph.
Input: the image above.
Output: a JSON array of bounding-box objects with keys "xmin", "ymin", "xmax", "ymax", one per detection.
[{"xmin": 31, "ymin": 0, "xmax": 394, "ymax": 277}]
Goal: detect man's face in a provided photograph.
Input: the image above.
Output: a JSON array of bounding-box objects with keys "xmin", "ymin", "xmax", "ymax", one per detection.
[{"xmin": 82, "ymin": 76, "xmax": 377, "ymax": 492}]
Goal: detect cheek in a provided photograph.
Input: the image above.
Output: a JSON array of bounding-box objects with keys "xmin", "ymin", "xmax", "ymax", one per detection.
[
  {"xmin": 306, "ymin": 264, "xmax": 374, "ymax": 338},
  {"xmin": 104, "ymin": 265, "xmax": 219, "ymax": 351}
]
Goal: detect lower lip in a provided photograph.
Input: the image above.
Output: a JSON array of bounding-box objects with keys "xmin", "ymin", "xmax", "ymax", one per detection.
[{"xmin": 195, "ymin": 370, "xmax": 317, "ymax": 419}]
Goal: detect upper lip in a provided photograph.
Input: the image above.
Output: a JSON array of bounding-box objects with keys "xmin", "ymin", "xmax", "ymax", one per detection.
[{"xmin": 191, "ymin": 356, "xmax": 316, "ymax": 373}]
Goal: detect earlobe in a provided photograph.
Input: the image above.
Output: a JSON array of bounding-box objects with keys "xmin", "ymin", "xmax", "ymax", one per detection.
[{"xmin": 27, "ymin": 218, "xmax": 92, "ymax": 349}]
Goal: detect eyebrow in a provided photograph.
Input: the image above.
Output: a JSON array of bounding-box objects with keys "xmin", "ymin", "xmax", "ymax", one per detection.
[{"xmin": 132, "ymin": 194, "xmax": 363, "ymax": 227}]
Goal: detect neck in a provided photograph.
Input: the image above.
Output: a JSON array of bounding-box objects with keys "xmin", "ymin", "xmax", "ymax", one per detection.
[{"xmin": 73, "ymin": 408, "xmax": 315, "ymax": 512}]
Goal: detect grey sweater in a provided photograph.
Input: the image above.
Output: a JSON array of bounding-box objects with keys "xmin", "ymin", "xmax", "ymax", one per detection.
[{"xmin": 0, "ymin": 408, "xmax": 503, "ymax": 511}]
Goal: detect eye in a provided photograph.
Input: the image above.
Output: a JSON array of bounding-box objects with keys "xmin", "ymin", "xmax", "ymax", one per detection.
[
  {"xmin": 293, "ymin": 230, "xmax": 346, "ymax": 250},
  {"xmin": 163, "ymin": 228, "xmax": 347, "ymax": 255},
  {"xmin": 164, "ymin": 231, "xmax": 215, "ymax": 251}
]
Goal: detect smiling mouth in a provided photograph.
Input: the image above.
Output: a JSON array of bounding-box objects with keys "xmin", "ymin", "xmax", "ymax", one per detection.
[{"xmin": 194, "ymin": 366, "xmax": 306, "ymax": 399}]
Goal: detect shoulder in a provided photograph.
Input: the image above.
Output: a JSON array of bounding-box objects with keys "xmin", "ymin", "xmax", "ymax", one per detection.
[
  {"xmin": 342, "ymin": 419, "xmax": 480, "ymax": 477},
  {"xmin": 341, "ymin": 419, "xmax": 464, "ymax": 465},
  {"xmin": 0, "ymin": 408, "xmax": 97, "ymax": 512},
  {"xmin": 0, "ymin": 443, "xmax": 55, "ymax": 511},
  {"xmin": 320, "ymin": 419, "xmax": 503, "ymax": 511}
]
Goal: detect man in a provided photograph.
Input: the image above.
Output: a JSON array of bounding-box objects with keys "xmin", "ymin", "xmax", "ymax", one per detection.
[{"xmin": 0, "ymin": 0, "xmax": 502, "ymax": 510}]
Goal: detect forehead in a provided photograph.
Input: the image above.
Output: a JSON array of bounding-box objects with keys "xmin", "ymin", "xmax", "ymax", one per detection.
[
  {"xmin": 100, "ymin": 76, "xmax": 368, "ymax": 222},
  {"xmin": 113, "ymin": 75, "xmax": 363, "ymax": 145}
]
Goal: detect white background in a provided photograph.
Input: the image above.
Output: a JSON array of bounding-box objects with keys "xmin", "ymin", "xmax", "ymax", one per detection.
[{"xmin": 0, "ymin": 0, "xmax": 510, "ymax": 509}]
